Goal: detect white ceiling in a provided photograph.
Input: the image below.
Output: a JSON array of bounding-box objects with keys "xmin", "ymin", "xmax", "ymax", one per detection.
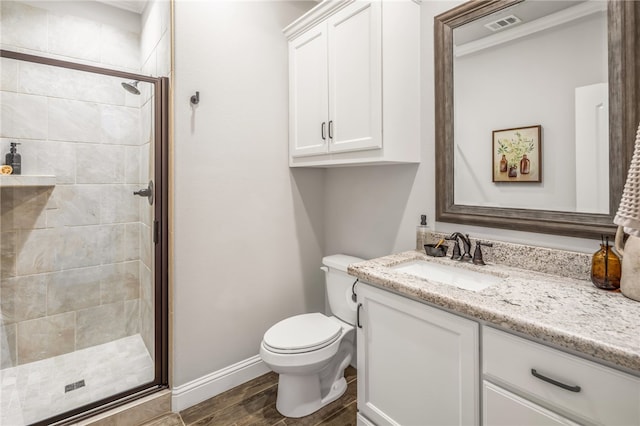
[{"xmin": 96, "ymin": 0, "xmax": 147, "ymax": 14}]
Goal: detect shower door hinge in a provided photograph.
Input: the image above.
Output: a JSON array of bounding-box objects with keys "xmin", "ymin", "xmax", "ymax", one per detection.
[{"xmin": 154, "ymin": 220, "xmax": 160, "ymax": 244}]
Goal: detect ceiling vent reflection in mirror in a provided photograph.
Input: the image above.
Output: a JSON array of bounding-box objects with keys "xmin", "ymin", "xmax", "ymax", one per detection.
[{"xmin": 484, "ymin": 15, "xmax": 522, "ymax": 31}]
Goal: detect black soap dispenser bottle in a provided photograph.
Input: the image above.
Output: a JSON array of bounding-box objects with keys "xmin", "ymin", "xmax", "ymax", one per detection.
[{"xmin": 5, "ymin": 142, "xmax": 21, "ymax": 175}]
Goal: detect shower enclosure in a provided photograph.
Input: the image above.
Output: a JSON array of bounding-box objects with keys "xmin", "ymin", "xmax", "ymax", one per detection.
[{"xmin": 0, "ymin": 49, "xmax": 168, "ymax": 425}]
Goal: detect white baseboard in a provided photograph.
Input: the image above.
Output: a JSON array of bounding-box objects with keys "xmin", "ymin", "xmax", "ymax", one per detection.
[{"xmin": 171, "ymin": 355, "xmax": 270, "ymax": 412}]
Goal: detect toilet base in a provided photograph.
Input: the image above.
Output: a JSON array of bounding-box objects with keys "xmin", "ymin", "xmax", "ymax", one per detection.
[
  {"xmin": 275, "ymin": 373, "xmax": 348, "ymax": 418},
  {"xmin": 275, "ymin": 348, "xmax": 351, "ymax": 418}
]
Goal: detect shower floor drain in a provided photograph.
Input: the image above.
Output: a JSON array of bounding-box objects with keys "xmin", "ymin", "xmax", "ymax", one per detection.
[{"xmin": 64, "ymin": 380, "xmax": 85, "ymax": 393}]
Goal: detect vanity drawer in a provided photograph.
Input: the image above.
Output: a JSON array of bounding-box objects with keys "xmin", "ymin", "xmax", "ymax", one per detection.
[
  {"xmin": 483, "ymin": 326, "xmax": 640, "ymax": 425},
  {"xmin": 483, "ymin": 381, "xmax": 579, "ymax": 426}
]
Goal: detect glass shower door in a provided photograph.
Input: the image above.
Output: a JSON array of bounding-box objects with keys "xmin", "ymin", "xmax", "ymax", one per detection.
[{"xmin": 0, "ymin": 54, "xmax": 165, "ymax": 425}]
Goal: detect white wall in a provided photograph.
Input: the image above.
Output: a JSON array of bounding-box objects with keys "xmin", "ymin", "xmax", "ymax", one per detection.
[
  {"xmin": 172, "ymin": 0, "xmax": 323, "ymax": 388},
  {"xmin": 171, "ymin": 0, "xmax": 604, "ymax": 404},
  {"xmin": 323, "ymin": 0, "xmax": 452, "ymax": 260},
  {"xmin": 323, "ymin": 0, "xmax": 600, "ymax": 257}
]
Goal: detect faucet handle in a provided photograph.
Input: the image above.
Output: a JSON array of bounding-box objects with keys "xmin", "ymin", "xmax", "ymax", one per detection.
[
  {"xmin": 473, "ymin": 241, "xmax": 493, "ymax": 265},
  {"xmin": 450, "ymin": 239, "xmax": 462, "ymax": 260},
  {"xmin": 445, "ymin": 234, "xmax": 462, "ymax": 260}
]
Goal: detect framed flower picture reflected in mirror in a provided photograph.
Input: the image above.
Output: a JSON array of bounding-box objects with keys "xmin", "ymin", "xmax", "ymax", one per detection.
[{"xmin": 493, "ymin": 125, "xmax": 542, "ymax": 183}]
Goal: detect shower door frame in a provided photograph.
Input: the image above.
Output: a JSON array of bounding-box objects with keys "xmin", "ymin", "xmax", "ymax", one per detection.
[{"xmin": 0, "ymin": 49, "xmax": 170, "ymax": 425}]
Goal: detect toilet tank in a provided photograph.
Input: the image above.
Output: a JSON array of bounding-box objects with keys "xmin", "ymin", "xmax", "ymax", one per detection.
[{"xmin": 322, "ymin": 254, "xmax": 364, "ymax": 325}]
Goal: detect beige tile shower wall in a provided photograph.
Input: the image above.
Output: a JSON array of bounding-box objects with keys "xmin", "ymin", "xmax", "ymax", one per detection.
[
  {"xmin": 0, "ymin": 2, "xmax": 140, "ymax": 71},
  {"xmin": 0, "ymin": 1, "xmax": 147, "ymax": 369},
  {"xmin": 139, "ymin": 89, "xmax": 154, "ymax": 360},
  {"xmin": 138, "ymin": 0, "xmax": 172, "ymax": 361}
]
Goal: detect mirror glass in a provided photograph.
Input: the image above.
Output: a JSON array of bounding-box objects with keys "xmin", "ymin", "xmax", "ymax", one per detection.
[{"xmin": 452, "ymin": 0, "xmax": 609, "ymax": 214}]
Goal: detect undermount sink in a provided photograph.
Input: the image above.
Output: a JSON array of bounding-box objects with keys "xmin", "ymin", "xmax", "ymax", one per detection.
[{"xmin": 391, "ymin": 260, "xmax": 504, "ymax": 292}]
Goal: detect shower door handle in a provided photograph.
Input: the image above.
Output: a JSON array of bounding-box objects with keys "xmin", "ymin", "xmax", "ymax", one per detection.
[{"xmin": 133, "ymin": 180, "xmax": 154, "ymax": 205}]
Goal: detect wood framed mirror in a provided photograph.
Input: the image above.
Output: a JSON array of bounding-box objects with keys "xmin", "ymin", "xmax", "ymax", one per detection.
[{"xmin": 434, "ymin": 0, "xmax": 639, "ymax": 239}]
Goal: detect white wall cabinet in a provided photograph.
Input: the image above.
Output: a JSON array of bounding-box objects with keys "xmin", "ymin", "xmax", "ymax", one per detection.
[
  {"xmin": 356, "ymin": 283, "xmax": 479, "ymax": 426},
  {"xmin": 288, "ymin": 22, "xmax": 330, "ymax": 157},
  {"xmin": 285, "ymin": 0, "xmax": 420, "ymax": 167},
  {"xmin": 288, "ymin": 2, "xmax": 381, "ymax": 158}
]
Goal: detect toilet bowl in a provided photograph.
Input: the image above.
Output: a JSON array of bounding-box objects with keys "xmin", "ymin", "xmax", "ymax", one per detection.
[{"xmin": 259, "ymin": 254, "xmax": 363, "ymax": 418}]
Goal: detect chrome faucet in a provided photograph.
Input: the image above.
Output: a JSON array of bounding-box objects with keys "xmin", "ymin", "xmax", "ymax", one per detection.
[{"xmin": 446, "ymin": 232, "xmax": 472, "ymax": 262}]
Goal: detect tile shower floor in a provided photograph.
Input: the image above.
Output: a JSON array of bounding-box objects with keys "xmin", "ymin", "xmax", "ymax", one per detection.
[{"xmin": 0, "ymin": 334, "xmax": 154, "ymax": 425}]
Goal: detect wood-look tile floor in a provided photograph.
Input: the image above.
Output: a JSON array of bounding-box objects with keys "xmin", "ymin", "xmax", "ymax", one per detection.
[{"xmin": 142, "ymin": 367, "xmax": 357, "ymax": 426}]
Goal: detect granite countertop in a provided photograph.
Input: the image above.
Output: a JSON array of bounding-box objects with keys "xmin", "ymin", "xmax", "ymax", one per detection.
[{"xmin": 347, "ymin": 250, "xmax": 640, "ymax": 374}]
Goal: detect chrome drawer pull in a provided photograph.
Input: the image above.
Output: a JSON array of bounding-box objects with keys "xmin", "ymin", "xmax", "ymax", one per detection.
[{"xmin": 531, "ymin": 369, "xmax": 581, "ymax": 392}]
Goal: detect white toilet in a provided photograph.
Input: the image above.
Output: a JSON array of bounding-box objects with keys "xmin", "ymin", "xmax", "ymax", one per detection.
[{"xmin": 260, "ymin": 254, "xmax": 363, "ymax": 418}]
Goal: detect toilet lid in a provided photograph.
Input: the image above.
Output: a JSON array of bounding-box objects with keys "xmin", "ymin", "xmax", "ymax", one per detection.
[{"xmin": 263, "ymin": 313, "xmax": 342, "ymax": 354}]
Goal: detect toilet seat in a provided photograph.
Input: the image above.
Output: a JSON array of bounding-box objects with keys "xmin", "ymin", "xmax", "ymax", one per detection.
[{"xmin": 263, "ymin": 313, "xmax": 342, "ymax": 354}]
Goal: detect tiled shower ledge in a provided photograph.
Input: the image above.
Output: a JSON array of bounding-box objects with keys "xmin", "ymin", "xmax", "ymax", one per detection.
[{"xmin": 0, "ymin": 175, "xmax": 56, "ymax": 187}]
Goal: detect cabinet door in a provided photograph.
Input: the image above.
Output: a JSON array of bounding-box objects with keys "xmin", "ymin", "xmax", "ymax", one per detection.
[
  {"xmin": 357, "ymin": 283, "xmax": 479, "ymax": 426},
  {"xmin": 289, "ymin": 23, "xmax": 329, "ymax": 157},
  {"xmin": 328, "ymin": 1, "xmax": 382, "ymax": 153},
  {"xmin": 484, "ymin": 381, "xmax": 579, "ymax": 426}
]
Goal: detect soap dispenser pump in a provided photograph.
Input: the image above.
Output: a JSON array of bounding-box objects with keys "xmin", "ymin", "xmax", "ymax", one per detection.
[
  {"xmin": 5, "ymin": 142, "xmax": 21, "ymax": 175},
  {"xmin": 417, "ymin": 214, "xmax": 429, "ymax": 232}
]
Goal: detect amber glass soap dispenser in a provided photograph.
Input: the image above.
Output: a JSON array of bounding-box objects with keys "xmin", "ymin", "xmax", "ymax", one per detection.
[{"xmin": 591, "ymin": 236, "xmax": 621, "ymax": 290}]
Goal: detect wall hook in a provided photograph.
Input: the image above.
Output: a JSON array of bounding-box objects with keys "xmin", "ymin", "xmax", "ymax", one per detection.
[{"xmin": 190, "ymin": 91, "xmax": 200, "ymax": 105}]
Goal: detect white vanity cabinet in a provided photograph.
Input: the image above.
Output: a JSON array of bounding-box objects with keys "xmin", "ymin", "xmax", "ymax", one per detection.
[
  {"xmin": 284, "ymin": 0, "xmax": 420, "ymax": 167},
  {"xmin": 356, "ymin": 283, "xmax": 479, "ymax": 426},
  {"xmin": 355, "ymin": 283, "xmax": 640, "ymax": 426},
  {"xmin": 482, "ymin": 326, "xmax": 640, "ymax": 426}
]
